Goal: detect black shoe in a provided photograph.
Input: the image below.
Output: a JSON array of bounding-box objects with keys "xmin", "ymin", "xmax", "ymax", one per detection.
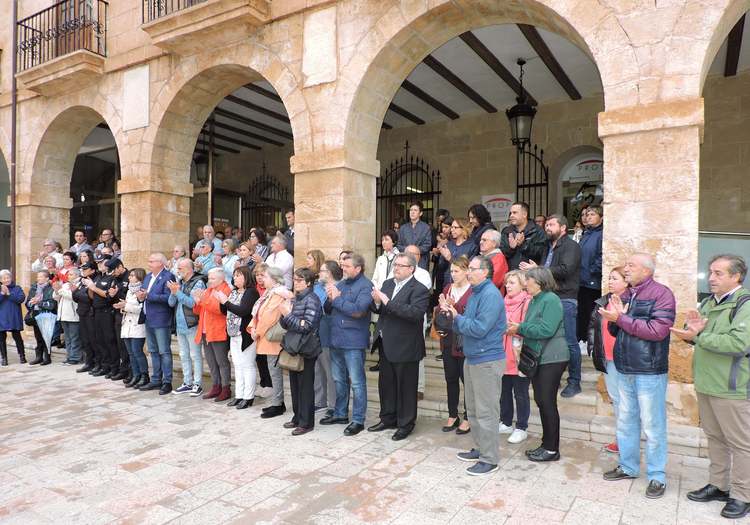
[
  {"xmin": 320, "ymin": 415, "xmax": 349, "ymax": 425},
  {"xmin": 236, "ymin": 399, "xmax": 253, "ymax": 409},
  {"xmin": 646, "ymin": 480, "xmax": 666, "ymax": 499},
  {"xmin": 721, "ymin": 499, "xmax": 750, "ymax": 519},
  {"xmin": 525, "ymin": 446, "xmax": 544, "ymax": 457},
  {"xmin": 19, "ymin": 355, "xmax": 27, "ymax": 364},
  {"xmin": 76, "ymin": 365, "xmax": 93, "ymax": 373},
  {"xmin": 92, "ymin": 369, "xmax": 108, "ymax": 377},
  {"xmin": 603, "ymin": 466, "xmax": 638, "ymax": 481},
  {"xmin": 560, "ymin": 383, "xmax": 582, "ymax": 398},
  {"xmin": 28, "ymin": 357, "xmax": 43, "ymax": 365},
  {"xmin": 104, "ymin": 371, "xmax": 114, "ymax": 379},
  {"xmin": 88, "ymin": 366, "xmax": 101, "ymax": 375},
  {"xmin": 40, "ymin": 359, "xmax": 51, "ymax": 366},
  {"xmin": 1, "ymin": 357, "xmax": 8, "ymax": 366},
  {"xmin": 260, "ymin": 404, "xmax": 286, "ymax": 418},
  {"xmin": 135, "ymin": 374, "xmax": 150, "ymax": 388},
  {"xmin": 442, "ymin": 418, "xmax": 460, "ymax": 432},
  {"xmin": 227, "ymin": 398, "xmax": 241, "ymax": 407},
  {"xmin": 369, "ymin": 364, "xmax": 380, "ymax": 372},
  {"xmin": 687, "ymin": 484, "xmax": 730, "ymax": 503},
  {"xmin": 344, "ymin": 422, "xmax": 365, "ymax": 436},
  {"xmin": 367, "ymin": 421, "xmax": 397, "ymax": 432},
  {"xmin": 292, "ymin": 427, "xmax": 313, "ymax": 436},
  {"xmin": 159, "ymin": 383, "xmax": 173, "ymax": 395},
  {"xmin": 391, "ymin": 429, "xmax": 410, "ymax": 441},
  {"xmin": 527, "ymin": 448, "xmax": 560, "ymax": 462},
  {"xmin": 125, "ymin": 375, "xmax": 140, "ymax": 388},
  {"xmin": 283, "ymin": 421, "xmax": 297, "ymax": 429},
  {"xmin": 139, "ymin": 382, "xmax": 161, "ymax": 391},
  {"xmin": 112, "ymin": 371, "xmax": 128, "ymax": 381}
]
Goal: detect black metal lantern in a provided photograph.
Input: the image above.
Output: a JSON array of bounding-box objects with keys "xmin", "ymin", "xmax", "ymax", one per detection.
[{"xmin": 506, "ymin": 59, "xmax": 537, "ymax": 148}]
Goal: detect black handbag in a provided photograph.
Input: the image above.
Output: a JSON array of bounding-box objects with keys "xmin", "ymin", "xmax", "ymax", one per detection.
[
  {"xmin": 517, "ymin": 344, "xmax": 539, "ymax": 378},
  {"xmin": 24, "ymin": 309, "xmax": 36, "ymax": 327}
]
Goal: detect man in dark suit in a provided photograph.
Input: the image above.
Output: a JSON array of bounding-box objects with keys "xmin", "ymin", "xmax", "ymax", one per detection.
[
  {"xmin": 368, "ymin": 252, "xmax": 430, "ymax": 440},
  {"xmin": 136, "ymin": 253, "xmax": 176, "ymax": 395}
]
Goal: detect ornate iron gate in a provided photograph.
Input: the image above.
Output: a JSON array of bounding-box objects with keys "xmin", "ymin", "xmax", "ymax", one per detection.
[
  {"xmin": 241, "ymin": 168, "xmax": 293, "ymax": 232},
  {"xmin": 376, "ymin": 141, "xmax": 441, "ymax": 251},
  {"xmin": 516, "ymin": 143, "xmax": 549, "ymax": 219}
]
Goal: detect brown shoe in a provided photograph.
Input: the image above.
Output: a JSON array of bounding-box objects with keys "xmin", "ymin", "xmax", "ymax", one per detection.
[
  {"xmin": 214, "ymin": 386, "xmax": 231, "ymax": 402},
  {"xmin": 202, "ymin": 384, "xmax": 221, "ymax": 400}
]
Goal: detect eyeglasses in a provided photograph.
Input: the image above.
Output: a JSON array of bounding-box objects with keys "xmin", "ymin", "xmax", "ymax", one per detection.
[
  {"xmin": 293, "ymin": 277, "xmax": 306, "ymax": 282},
  {"xmin": 467, "ymin": 266, "xmax": 483, "ymax": 272},
  {"xmin": 393, "ymin": 263, "xmax": 413, "ymax": 268}
]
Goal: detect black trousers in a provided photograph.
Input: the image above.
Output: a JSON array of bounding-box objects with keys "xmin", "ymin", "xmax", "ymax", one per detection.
[
  {"xmin": 500, "ymin": 374, "xmax": 531, "ymax": 430},
  {"xmin": 378, "ymin": 351, "xmax": 419, "ymax": 433},
  {"xmin": 32, "ymin": 324, "xmax": 49, "ymax": 360},
  {"xmin": 577, "ymin": 287, "xmax": 601, "ymax": 342},
  {"xmin": 79, "ymin": 314, "xmax": 97, "ymax": 367},
  {"xmin": 94, "ymin": 309, "xmax": 119, "ymax": 371},
  {"xmin": 256, "ymin": 354, "xmax": 273, "ymax": 388},
  {"xmin": 0, "ymin": 330, "xmax": 25, "ymax": 359},
  {"xmin": 442, "ymin": 344, "xmax": 466, "ymax": 419},
  {"xmin": 531, "ymin": 361, "xmax": 568, "ymax": 451},
  {"xmin": 289, "ymin": 356, "xmax": 317, "ymax": 429},
  {"xmin": 113, "ymin": 312, "xmax": 130, "ymax": 373}
]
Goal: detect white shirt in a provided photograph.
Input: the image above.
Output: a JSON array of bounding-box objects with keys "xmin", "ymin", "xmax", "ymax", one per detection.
[
  {"xmin": 414, "ymin": 267, "xmax": 432, "ymax": 291},
  {"xmin": 267, "ymin": 249, "xmax": 294, "ymax": 289},
  {"xmin": 372, "ymin": 249, "xmax": 399, "ymax": 289},
  {"xmin": 31, "ymin": 252, "xmax": 63, "ymax": 272},
  {"xmin": 715, "ymin": 285, "xmax": 742, "ymax": 304},
  {"xmin": 392, "ymin": 275, "xmax": 413, "ymax": 299}
]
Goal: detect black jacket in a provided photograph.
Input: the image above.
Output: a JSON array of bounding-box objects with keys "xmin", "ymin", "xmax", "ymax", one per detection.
[
  {"xmin": 220, "ymin": 287, "xmax": 259, "ymax": 350},
  {"xmin": 72, "ymin": 280, "xmax": 94, "ymax": 318},
  {"xmin": 587, "ymin": 294, "xmax": 610, "ymax": 373},
  {"xmin": 541, "ymin": 234, "xmax": 581, "ymax": 300},
  {"xmin": 371, "ymin": 277, "xmax": 430, "ymax": 363},
  {"xmin": 500, "ymin": 222, "xmax": 546, "ymax": 270}
]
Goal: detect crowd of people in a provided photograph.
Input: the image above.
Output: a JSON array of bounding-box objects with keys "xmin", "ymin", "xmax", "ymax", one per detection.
[{"xmin": 0, "ymin": 205, "xmax": 748, "ymax": 518}]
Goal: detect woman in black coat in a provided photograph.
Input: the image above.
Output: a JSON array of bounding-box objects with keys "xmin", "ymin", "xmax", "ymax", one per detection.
[
  {"xmin": 25, "ymin": 269, "xmax": 58, "ymax": 365},
  {"xmin": 218, "ymin": 266, "xmax": 260, "ymax": 409},
  {"xmin": 279, "ymin": 268, "xmax": 322, "ymax": 435}
]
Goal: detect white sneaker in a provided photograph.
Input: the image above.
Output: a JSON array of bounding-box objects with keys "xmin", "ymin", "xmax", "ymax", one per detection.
[
  {"xmin": 498, "ymin": 422, "xmax": 514, "ymax": 434},
  {"xmin": 507, "ymin": 428, "xmax": 528, "ymax": 444},
  {"xmin": 173, "ymin": 383, "xmax": 192, "ymax": 394}
]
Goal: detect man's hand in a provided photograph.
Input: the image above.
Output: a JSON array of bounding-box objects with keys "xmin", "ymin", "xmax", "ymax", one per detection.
[
  {"xmin": 167, "ymin": 281, "xmax": 180, "ymax": 294},
  {"xmin": 670, "ymin": 310, "xmax": 707, "ymax": 342},
  {"xmin": 372, "ymin": 287, "xmax": 389, "ymax": 306},
  {"xmin": 519, "ymin": 260, "xmax": 537, "ymax": 271}
]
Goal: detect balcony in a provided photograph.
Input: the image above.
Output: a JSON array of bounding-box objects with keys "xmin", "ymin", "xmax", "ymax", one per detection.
[
  {"xmin": 141, "ymin": 0, "xmax": 269, "ymax": 56},
  {"xmin": 15, "ymin": 0, "xmax": 108, "ymax": 97}
]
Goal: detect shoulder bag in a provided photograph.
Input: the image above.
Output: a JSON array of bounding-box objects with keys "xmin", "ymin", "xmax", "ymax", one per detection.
[
  {"xmin": 265, "ymin": 321, "xmax": 287, "ymax": 342},
  {"xmin": 277, "ymin": 349, "xmax": 304, "ymax": 372},
  {"xmin": 517, "ymin": 344, "xmax": 539, "ymax": 378}
]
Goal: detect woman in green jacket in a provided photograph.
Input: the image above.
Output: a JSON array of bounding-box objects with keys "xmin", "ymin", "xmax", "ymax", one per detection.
[{"xmin": 507, "ymin": 267, "xmax": 569, "ymax": 462}]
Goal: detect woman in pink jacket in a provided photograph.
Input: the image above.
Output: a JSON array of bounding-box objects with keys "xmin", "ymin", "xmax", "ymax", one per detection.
[{"xmin": 499, "ymin": 270, "xmax": 531, "ymax": 444}]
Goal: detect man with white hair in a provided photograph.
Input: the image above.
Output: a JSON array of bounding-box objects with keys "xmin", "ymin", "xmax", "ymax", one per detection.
[
  {"xmin": 202, "ymin": 225, "xmax": 223, "ymax": 253},
  {"xmin": 136, "ymin": 253, "xmax": 176, "ymax": 395},
  {"xmin": 31, "ymin": 239, "xmax": 63, "ymax": 271},
  {"xmin": 479, "ymin": 229, "xmax": 509, "ymax": 292},
  {"xmin": 600, "ymin": 253, "xmax": 676, "ymax": 500},
  {"xmin": 266, "ymin": 234, "xmax": 294, "ymax": 289}
]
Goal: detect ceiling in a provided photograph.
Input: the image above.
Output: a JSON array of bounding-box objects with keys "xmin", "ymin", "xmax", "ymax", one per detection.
[{"xmin": 707, "ymin": 14, "xmax": 750, "ymax": 77}]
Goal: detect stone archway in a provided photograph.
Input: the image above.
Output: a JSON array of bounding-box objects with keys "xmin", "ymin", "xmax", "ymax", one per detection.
[{"xmin": 124, "ymin": 46, "xmax": 308, "ymax": 263}]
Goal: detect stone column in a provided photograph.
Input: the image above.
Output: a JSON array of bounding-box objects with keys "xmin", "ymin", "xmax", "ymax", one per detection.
[
  {"xmin": 14, "ymin": 192, "xmax": 72, "ymax": 288},
  {"xmin": 117, "ymin": 177, "xmax": 193, "ymax": 268},
  {"xmin": 290, "ymin": 149, "xmax": 378, "ymax": 269},
  {"xmin": 599, "ymin": 98, "xmax": 703, "ymax": 425}
]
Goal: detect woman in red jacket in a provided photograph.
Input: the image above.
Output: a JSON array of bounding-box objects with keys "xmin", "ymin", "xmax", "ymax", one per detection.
[{"xmin": 194, "ymin": 267, "xmax": 232, "ymax": 402}]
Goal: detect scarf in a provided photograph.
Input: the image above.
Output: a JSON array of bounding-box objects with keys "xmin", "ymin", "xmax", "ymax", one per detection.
[
  {"xmin": 128, "ymin": 282, "xmax": 142, "ymax": 293},
  {"xmin": 504, "ymin": 291, "xmax": 530, "ymax": 324}
]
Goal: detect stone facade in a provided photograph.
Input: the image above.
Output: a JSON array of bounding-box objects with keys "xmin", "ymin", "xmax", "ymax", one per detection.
[{"xmin": 1, "ymin": 0, "xmax": 750, "ymax": 427}]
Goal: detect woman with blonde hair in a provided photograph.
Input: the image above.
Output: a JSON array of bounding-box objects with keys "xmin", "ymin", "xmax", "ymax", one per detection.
[
  {"xmin": 306, "ymin": 250, "xmax": 326, "ymax": 277},
  {"xmin": 436, "ymin": 218, "xmax": 474, "ymax": 285},
  {"xmin": 499, "ymin": 270, "xmax": 532, "ymax": 444}
]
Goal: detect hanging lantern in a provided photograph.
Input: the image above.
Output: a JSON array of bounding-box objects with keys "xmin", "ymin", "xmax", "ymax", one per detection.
[{"xmin": 506, "ymin": 59, "xmax": 537, "ymax": 148}]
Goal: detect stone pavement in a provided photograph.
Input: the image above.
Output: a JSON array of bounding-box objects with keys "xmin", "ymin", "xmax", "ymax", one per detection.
[{"xmin": 1, "ymin": 359, "xmax": 748, "ymax": 525}]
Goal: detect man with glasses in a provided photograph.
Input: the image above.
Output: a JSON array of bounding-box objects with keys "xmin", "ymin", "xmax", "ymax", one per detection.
[
  {"xmin": 368, "ymin": 253, "xmax": 430, "ymax": 441},
  {"xmin": 31, "ymin": 239, "xmax": 63, "ymax": 272},
  {"xmin": 322, "ymin": 253, "xmax": 372, "ymax": 436},
  {"xmin": 441, "ymin": 255, "xmax": 507, "ymax": 476},
  {"xmin": 479, "ymin": 229, "xmax": 509, "ymax": 293}
]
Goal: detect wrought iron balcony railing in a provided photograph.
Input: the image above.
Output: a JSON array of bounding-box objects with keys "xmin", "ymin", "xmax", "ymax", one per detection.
[
  {"xmin": 142, "ymin": 0, "xmax": 209, "ymax": 23},
  {"xmin": 16, "ymin": 0, "xmax": 108, "ymax": 73}
]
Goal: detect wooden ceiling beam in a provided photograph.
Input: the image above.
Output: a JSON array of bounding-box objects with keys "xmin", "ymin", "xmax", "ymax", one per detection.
[
  {"xmin": 200, "ymin": 128, "xmax": 262, "ymax": 150},
  {"xmin": 382, "ymin": 122, "xmax": 393, "ymax": 130},
  {"xmin": 517, "ymin": 24, "xmax": 581, "ymax": 100},
  {"xmin": 401, "ymin": 79, "xmax": 460, "ymax": 119},
  {"xmin": 243, "ymin": 83, "xmax": 283, "ymax": 103},
  {"xmin": 422, "ymin": 55, "xmax": 497, "ymax": 113},
  {"xmin": 388, "ymin": 102, "xmax": 426, "ymax": 125},
  {"xmin": 224, "ymin": 94, "xmax": 290, "ymax": 124},
  {"xmin": 196, "ymin": 139, "xmax": 239, "ymax": 154},
  {"xmin": 459, "ymin": 31, "xmax": 539, "ymax": 106},
  {"xmin": 208, "ymin": 118, "xmax": 284, "ymax": 147},
  {"xmin": 213, "ymin": 107, "xmax": 294, "ymax": 141},
  {"xmin": 725, "ymin": 14, "xmax": 746, "ymax": 77}
]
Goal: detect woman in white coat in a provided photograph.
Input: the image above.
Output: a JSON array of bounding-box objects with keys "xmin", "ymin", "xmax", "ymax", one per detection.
[{"xmin": 114, "ymin": 268, "xmax": 149, "ymax": 388}]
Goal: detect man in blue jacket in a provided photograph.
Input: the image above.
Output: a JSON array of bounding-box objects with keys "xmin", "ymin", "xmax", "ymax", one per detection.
[
  {"xmin": 137, "ymin": 253, "xmax": 176, "ymax": 395},
  {"xmin": 322, "ymin": 253, "xmax": 372, "ymax": 436},
  {"xmin": 397, "ymin": 202, "xmax": 433, "ymax": 270},
  {"xmin": 577, "ymin": 206, "xmax": 603, "ymax": 343},
  {"xmin": 442, "ymin": 255, "xmax": 507, "ymax": 476}
]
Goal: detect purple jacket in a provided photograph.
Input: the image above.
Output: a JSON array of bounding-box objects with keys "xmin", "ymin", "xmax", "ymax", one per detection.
[{"xmin": 609, "ymin": 276, "xmax": 675, "ymax": 375}]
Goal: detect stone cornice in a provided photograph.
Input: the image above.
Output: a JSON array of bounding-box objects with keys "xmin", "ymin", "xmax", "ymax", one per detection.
[
  {"xmin": 598, "ymin": 98, "xmax": 704, "ymax": 139},
  {"xmin": 290, "ymin": 148, "xmax": 380, "ymax": 177},
  {"xmin": 117, "ymin": 177, "xmax": 194, "ymax": 197}
]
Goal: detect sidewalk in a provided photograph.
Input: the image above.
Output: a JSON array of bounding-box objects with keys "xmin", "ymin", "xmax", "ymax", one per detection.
[{"xmin": 1, "ymin": 361, "xmax": 748, "ymax": 525}]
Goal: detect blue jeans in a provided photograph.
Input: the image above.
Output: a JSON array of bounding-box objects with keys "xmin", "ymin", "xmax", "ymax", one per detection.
[
  {"xmin": 123, "ymin": 338, "xmax": 148, "ymax": 377},
  {"xmin": 61, "ymin": 321, "xmax": 81, "ymax": 363},
  {"xmin": 561, "ymin": 299, "xmax": 580, "ymax": 385},
  {"xmin": 176, "ymin": 327, "xmax": 203, "ymax": 386},
  {"xmin": 605, "ymin": 360, "xmax": 621, "ymax": 421},
  {"xmin": 330, "ymin": 347, "xmax": 367, "ymax": 424},
  {"xmin": 617, "ymin": 373, "xmax": 668, "ymax": 483},
  {"xmin": 146, "ymin": 326, "xmax": 173, "ymax": 385}
]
